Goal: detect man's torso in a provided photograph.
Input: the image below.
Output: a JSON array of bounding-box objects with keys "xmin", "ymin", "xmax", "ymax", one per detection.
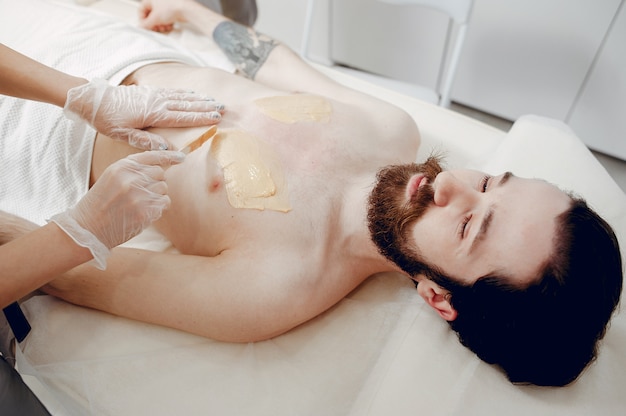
[{"xmin": 92, "ymin": 63, "xmax": 419, "ymax": 288}]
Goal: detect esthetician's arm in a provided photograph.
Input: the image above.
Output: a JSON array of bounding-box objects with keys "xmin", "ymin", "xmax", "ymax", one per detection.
[
  {"xmin": 0, "ymin": 213, "xmax": 92, "ymax": 308},
  {"xmin": 0, "ymin": 43, "xmax": 85, "ymax": 106},
  {"xmin": 0, "ymin": 43, "xmax": 224, "ymax": 150},
  {"xmin": 0, "ymin": 150, "xmax": 185, "ymax": 309}
]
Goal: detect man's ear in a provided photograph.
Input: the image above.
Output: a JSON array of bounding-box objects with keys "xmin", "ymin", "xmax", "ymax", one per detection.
[{"xmin": 416, "ymin": 278, "xmax": 458, "ymax": 321}]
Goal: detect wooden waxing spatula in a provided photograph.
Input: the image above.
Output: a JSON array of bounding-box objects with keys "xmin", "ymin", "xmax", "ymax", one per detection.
[{"xmin": 180, "ymin": 125, "xmax": 218, "ymax": 154}]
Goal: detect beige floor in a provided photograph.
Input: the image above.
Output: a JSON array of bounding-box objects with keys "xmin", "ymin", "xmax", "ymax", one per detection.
[{"xmin": 450, "ymin": 103, "xmax": 626, "ymax": 194}]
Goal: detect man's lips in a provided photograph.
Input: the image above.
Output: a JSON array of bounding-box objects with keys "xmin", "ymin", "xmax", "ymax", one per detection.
[{"xmin": 406, "ymin": 174, "xmax": 426, "ymax": 201}]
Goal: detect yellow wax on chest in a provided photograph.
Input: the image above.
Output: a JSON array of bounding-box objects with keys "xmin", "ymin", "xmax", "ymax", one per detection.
[
  {"xmin": 210, "ymin": 129, "xmax": 291, "ymax": 212},
  {"xmin": 254, "ymin": 94, "xmax": 332, "ymax": 123}
]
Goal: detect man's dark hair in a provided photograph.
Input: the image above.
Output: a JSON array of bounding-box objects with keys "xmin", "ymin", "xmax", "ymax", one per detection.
[{"xmin": 421, "ymin": 197, "xmax": 622, "ymax": 386}]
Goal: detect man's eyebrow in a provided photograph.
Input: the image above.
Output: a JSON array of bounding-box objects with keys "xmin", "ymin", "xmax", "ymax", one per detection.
[
  {"xmin": 499, "ymin": 171, "xmax": 513, "ymax": 186},
  {"xmin": 469, "ymin": 172, "xmax": 514, "ymax": 254}
]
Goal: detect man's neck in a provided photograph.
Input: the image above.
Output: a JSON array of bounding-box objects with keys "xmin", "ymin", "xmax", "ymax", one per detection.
[{"xmin": 339, "ymin": 175, "xmax": 404, "ymax": 275}]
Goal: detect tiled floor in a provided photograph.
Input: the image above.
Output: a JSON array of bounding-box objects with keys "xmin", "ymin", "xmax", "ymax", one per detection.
[{"xmin": 450, "ymin": 103, "xmax": 626, "ymax": 194}]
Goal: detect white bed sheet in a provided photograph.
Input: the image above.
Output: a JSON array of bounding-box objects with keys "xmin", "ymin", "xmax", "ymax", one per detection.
[{"xmin": 13, "ymin": 1, "xmax": 626, "ymax": 415}]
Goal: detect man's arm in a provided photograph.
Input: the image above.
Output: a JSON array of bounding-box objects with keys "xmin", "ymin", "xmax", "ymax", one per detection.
[
  {"xmin": 139, "ymin": 0, "xmax": 357, "ymax": 100},
  {"xmin": 0, "ymin": 213, "xmax": 325, "ymax": 341},
  {"xmin": 43, "ymin": 246, "xmax": 329, "ymax": 342}
]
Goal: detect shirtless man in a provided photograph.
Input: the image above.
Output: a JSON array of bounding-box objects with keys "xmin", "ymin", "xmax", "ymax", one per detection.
[{"xmin": 1, "ymin": 0, "xmax": 621, "ymax": 387}]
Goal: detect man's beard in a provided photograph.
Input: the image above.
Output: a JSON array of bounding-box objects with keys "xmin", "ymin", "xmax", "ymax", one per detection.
[{"xmin": 367, "ymin": 156, "xmax": 443, "ymax": 274}]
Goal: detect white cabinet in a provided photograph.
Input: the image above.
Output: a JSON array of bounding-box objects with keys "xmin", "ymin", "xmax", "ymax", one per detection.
[
  {"xmin": 452, "ymin": 0, "xmax": 621, "ymax": 121},
  {"xmin": 257, "ymin": 0, "xmax": 452, "ymax": 91},
  {"xmin": 567, "ymin": 3, "xmax": 626, "ymax": 160},
  {"xmin": 321, "ymin": 0, "xmax": 622, "ymax": 123},
  {"xmin": 329, "ymin": 0, "xmax": 449, "ymax": 93}
]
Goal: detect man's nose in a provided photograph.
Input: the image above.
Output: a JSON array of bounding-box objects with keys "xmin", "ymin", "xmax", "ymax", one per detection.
[{"xmin": 433, "ymin": 172, "xmax": 477, "ymax": 207}]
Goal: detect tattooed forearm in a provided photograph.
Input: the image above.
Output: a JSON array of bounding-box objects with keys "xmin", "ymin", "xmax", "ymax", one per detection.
[{"xmin": 213, "ymin": 21, "xmax": 278, "ymax": 79}]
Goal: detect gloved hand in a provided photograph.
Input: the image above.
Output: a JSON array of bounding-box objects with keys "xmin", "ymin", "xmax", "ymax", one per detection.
[
  {"xmin": 49, "ymin": 150, "xmax": 185, "ymax": 269},
  {"xmin": 64, "ymin": 78, "xmax": 224, "ymax": 150}
]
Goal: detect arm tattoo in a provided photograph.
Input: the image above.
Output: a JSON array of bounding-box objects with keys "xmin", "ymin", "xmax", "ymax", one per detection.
[{"xmin": 213, "ymin": 21, "xmax": 278, "ymax": 79}]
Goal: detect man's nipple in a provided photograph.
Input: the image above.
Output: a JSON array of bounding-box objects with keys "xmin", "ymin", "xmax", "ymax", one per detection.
[{"xmin": 209, "ymin": 178, "xmax": 222, "ymax": 193}]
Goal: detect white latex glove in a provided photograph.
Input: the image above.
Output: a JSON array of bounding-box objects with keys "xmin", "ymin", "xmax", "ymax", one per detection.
[
  {"xmin": 64, "ymin": 78, "xmax": 224, "ymax": 150},
  {"xmin": 49, "ymin": 150, "xmax": 185, "ymax": 269}
]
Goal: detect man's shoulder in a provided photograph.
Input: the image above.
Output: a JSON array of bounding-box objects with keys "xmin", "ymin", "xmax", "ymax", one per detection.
[{"xmin": 336, "ymin": 96, "xmax": 420, "ymax": 162}]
